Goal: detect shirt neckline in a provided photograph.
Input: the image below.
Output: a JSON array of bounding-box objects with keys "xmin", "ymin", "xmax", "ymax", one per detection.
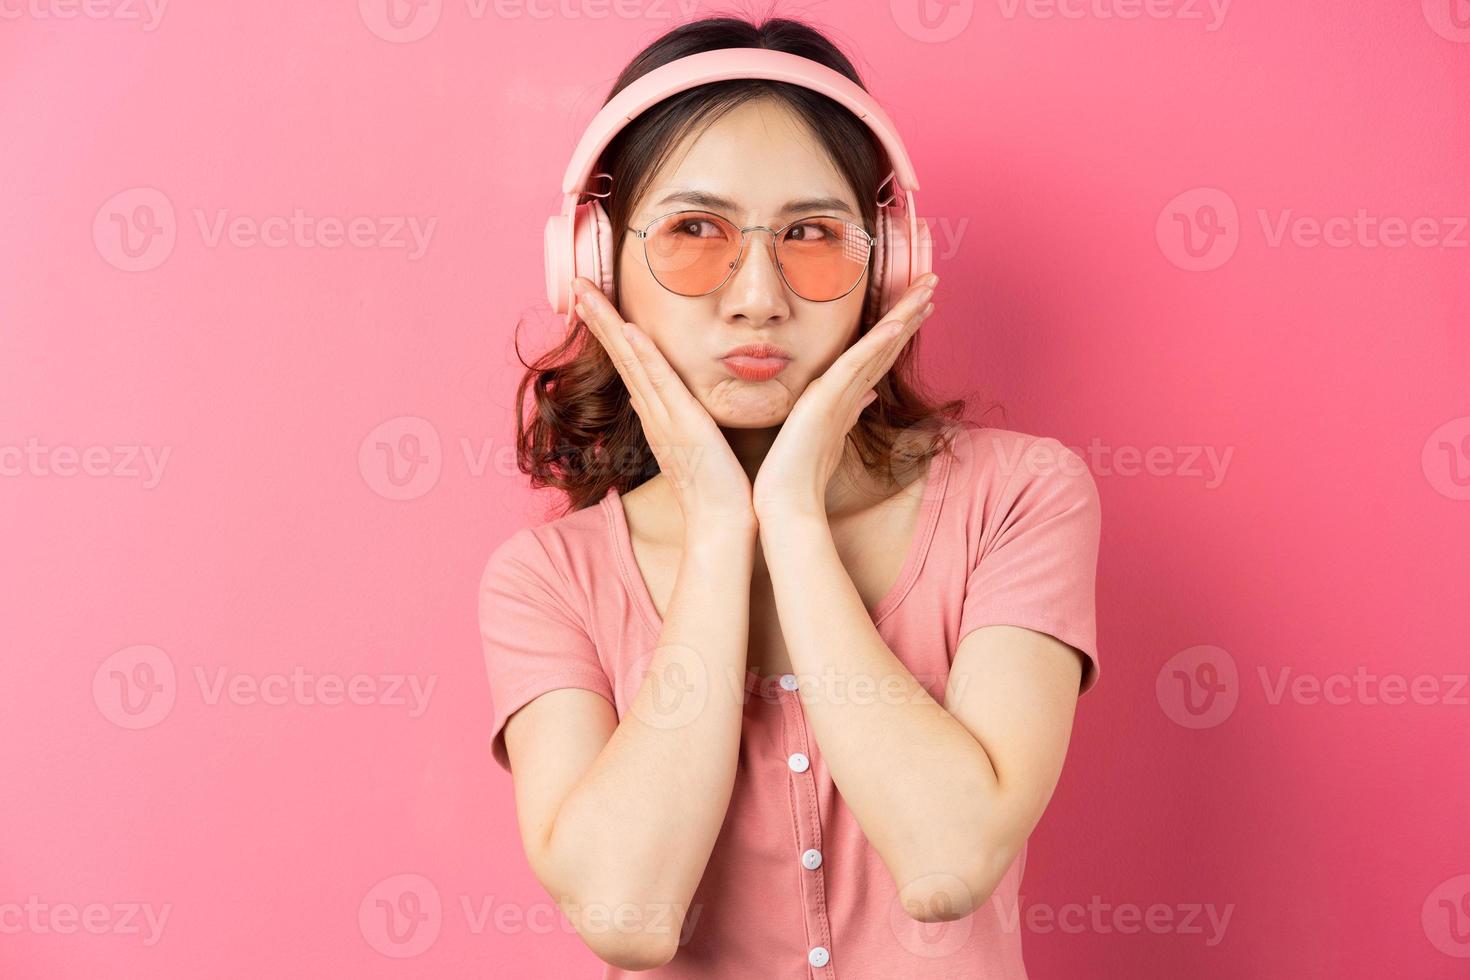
[{"xmin": 601, "ymin": 439, "xmax": 955, "ymax": 695}]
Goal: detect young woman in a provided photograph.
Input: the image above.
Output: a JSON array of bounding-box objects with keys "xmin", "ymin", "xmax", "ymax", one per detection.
[{"xmin": 481, "ymin": 15, "xmax": 1101, "ymax": 978}]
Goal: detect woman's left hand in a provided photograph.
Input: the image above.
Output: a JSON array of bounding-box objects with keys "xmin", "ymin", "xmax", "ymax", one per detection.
[{"xmin": 751, "ymin": 273, "xmax": 939, "ymax": 521}]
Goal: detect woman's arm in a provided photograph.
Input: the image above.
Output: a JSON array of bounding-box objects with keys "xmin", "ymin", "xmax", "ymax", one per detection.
[
  {"xmin": 499, "ymin": 272, "xmax": 763, "ymax": 969},
  {"xmin": 755, "ymin": 509, "xmax": 1084, "ymax": 923},
  {"xmin": 503, "ymin": 517, "xmax": 757, "ymax": 970},
  {"xmin": 741, "ymin": 272, "xmax": 1098, "ymax": 924}
]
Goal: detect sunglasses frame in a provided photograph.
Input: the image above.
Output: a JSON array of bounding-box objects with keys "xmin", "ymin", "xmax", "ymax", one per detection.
[{"xmin": 626, "ymin": 208, "xmax": 877, "ymax": 303}]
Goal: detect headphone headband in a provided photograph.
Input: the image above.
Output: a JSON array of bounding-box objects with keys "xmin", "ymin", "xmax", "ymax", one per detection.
[
  {"xmin": 558, "ymin": 47, "xmax": 921, "ymax": 200},
  {"xmin": 543, "ymin": 45, "xmax": 931, "ymax": 327}
]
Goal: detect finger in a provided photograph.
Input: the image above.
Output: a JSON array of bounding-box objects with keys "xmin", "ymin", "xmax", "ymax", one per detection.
[
  {"xmin": 619, "ymin": 321, "xmax": 683, "ymax": 405},
  {"xmin": 572, "ymin": 279, "xmax": 708, "ymax": 436},
  {"xmin": 841, "ymin": 276, "xmax": 936, "ymax": 376},
  {"xmin": 872, "ymin": 276, "xmax": 937, "ymax": 351},
  {"xmin": 838, "ymin": 283, "xmax": 937, "ymax": 398},
  {"xmin": 879, "ymin": 300, "xmax": 934, "ymax": 361},
  {"xmin": 858, "ymin": 301, "xmax": 933, "ymax": 393},
  {"xmin": 876, "ymin": 274, "xmax": 938, "ymax": 332},
  {"xmin": 571, "ymin": 277, "xmax": 637, "ymax": 365},
  {"xmin": 571, "ymin": 278, "xmax": 666, "ymax": 422},
  {"xmin": 874, "ymin": 299, "xmax": 932, "ymax": 354}
]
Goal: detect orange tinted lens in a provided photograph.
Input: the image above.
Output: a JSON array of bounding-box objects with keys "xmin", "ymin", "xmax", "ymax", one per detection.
[
  {"xmin": 777, "ymin": 217, "xmax": 871, "ymax": 301},
  {"xmin": 642, "ymin": 212, "xmax": 872, "ymax": 301},
  {"xmin": 644, "ymin": 211, "xmax": 740, "ymax": 295}
]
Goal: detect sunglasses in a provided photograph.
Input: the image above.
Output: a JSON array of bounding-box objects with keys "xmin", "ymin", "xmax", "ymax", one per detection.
[{"xmin": 626, "ymin": 209, "xmax": 876, "ymax": 303}]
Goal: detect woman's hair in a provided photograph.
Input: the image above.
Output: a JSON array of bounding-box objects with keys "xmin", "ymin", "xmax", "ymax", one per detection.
[{"xmin": 513, "ymin": 13, "xmax": 991, "ymax": 515}]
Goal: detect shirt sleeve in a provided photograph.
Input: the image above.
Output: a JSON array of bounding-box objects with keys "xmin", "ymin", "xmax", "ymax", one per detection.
[
  {"xmin": 479, "ymin": 526, "xmax": 616, "ymax": 772},
  {"xmin": 956, "ymin": 436, "xmax": 1103, "ymax": 695}
]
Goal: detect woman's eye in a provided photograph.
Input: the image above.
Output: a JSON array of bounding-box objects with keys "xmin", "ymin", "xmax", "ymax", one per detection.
[
  {"xmin": 786, "ymin": 221, "xmax": 832, "ymax": 243},
  {"xmin": 676, "ymin": 219, "xmax": 719, "ymax": 237}
]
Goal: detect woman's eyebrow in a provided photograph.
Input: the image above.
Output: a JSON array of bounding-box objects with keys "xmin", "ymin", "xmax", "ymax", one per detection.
[{"xmin": 652, "ymin": 189, "xmax": 857, "ymax": 218}]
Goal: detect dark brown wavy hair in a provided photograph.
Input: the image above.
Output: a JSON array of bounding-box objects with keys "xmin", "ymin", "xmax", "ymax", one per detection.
[{"xmin": 513, "ymin": 13, "xmax": 993, "ymax": 516}]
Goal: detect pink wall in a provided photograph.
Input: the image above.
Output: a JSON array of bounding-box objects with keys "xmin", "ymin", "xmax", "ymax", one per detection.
[{"xmin": 2, "ymin": 2, "xmax": 1467, "ymax": 977}]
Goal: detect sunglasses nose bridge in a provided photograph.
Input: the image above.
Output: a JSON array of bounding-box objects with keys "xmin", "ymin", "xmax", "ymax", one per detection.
[{"xmin": 727, "ymin": 224, "xmax": 782, "ymax": 280}]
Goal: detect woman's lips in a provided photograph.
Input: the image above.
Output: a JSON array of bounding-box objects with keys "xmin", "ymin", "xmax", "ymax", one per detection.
[{"xmin": 720, "ymin": 356, "xmax": 790, "ymax": 381}]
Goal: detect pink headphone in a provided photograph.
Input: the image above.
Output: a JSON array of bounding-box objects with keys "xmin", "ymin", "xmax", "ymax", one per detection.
[{"xmin": 543, "ymin": 47, "xmax": 932, "ymax": 330}]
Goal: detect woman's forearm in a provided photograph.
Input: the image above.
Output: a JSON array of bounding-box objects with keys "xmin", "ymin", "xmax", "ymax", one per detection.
[
  {"xmin": 756, "ymin": 509, "xmax": 1004, "ymax": 911},
  {"xmin": 542, "ymin": 518, "xmax": 757, "ymax": 958}
]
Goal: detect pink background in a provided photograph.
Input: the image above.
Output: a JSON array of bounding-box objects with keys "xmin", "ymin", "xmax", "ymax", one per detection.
[{"xmin": 2, "ymin": 1, "xmax": 1467, "ymax": 977}]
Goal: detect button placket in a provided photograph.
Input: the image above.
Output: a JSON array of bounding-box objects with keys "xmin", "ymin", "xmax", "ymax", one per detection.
[{"xmin": 775, "ymin": 677, "xmax": 835, "ymax": 978}]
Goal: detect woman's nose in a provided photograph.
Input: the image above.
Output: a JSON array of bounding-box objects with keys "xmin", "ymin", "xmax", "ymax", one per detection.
[{"xmin": 721, "ymin": 229, "xmax": 789, "ymax": 312}]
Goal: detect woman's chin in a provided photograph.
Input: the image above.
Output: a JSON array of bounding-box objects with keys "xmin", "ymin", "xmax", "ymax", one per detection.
[{"xmin": 703, "ymin": 384, "xmax": 795, "ymax": 427}]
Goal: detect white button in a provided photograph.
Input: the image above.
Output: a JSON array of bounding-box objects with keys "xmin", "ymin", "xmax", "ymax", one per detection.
[
  {"xmin": 787, "ymin": 752, "xmax": 810, "ymax": 773},
  {"xmin": 802, "ymin": 848, "xmax": 823, "ymax": 870},
  {"xmin": 808, "ymin": 945, "xmax": 830, "ymax": 967},
  {"xmin": 779, "ymin": 672, "xmax": 798, "ymax": 691}
]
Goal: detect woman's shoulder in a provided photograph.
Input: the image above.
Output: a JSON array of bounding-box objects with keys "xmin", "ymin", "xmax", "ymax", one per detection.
[
  {"xmin": 481, "ymin": 491, "xmax": 618, "ymax": 588},
  {"xmin": 942, "ymin": 423, "xmax": 1100, "ymax": 516}
]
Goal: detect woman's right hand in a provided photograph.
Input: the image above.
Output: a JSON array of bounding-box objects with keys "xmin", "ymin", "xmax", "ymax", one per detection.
[{"xmin": 572, "ymin": 277, "xmax": 756, "ymax": 531}]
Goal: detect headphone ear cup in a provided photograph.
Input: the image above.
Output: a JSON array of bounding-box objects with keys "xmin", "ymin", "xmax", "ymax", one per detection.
[
  {"xmin": 544, "ymin": 210, "xmax": 573, "ymax": 320},
  {"xmin": 549, "ymin": 200, "xmax": 618, "ymax": 327},
  {"xmin": 912, "ymin": 216, "xmax": 933, "ymax": 283},
  {"xmin": 588, "ymin": 201, "xmax": 617, "ymax": 306},
  {"xmin": 876, "ymin": 201, "xmax": 922, "ymax": 319}
]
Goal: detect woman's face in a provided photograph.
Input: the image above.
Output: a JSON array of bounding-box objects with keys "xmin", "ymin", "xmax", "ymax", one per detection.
[{"xmin": 615, "ymin": 98, "xmax": 870, "ymax": 429}]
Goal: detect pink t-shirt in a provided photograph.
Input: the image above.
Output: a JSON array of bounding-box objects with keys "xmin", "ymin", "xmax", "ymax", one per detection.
[{"xmin": 479, "ymin": 423, "xmax": 1101, "ymax": 979}]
